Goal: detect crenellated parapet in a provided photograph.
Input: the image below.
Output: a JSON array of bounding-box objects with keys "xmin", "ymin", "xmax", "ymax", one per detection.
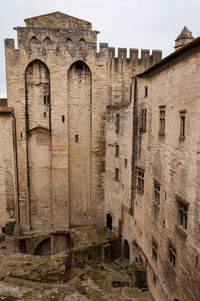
[{"xmin": 98, "ymin": 43, "xmax": 162, "ymax": 69}]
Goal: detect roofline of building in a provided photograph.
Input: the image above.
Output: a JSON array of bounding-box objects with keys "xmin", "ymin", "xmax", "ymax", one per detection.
[
  {"xmin": 138, "ymin": 36, "xmax": 200, "ymax": 77},
  {"xmin": 24, "ymin": 11, "xmax": 91, "ymax": 25}
]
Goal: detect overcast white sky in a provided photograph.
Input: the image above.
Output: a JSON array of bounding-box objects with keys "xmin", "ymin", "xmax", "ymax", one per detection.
[{"xmin": 0, "ymin": 0, "xmax": 200, "ymax": 97}]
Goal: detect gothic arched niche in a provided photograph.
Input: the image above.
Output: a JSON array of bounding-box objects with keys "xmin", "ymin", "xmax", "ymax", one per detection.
[
  {"xmin": 67, "ymin": 61, "xmax": 92, "ymax": 224},
  {"xmin": 25, "ymin": 60, "xmax": 52, "ymax": 231},
  {"xmin": 42, "ymin": 37, "xmax": 52, "ymax": 52},
  {"xmin": 66, "ymin": 38, "xmax": 73, "ymax": 50},
  {"xmin": 25, "ymin": 59, "xmax": 50, "ymax": 131},
  {"xmin": 28, "ymin": 36, "xmax": 41, "ymax": 52},
  {"xmin": 28, "ymin": 128, "xmax": 52, "ymax": 230},
  {"xmin": 78, "ymin": 38, "xmax": 86, "ymax": 51}
]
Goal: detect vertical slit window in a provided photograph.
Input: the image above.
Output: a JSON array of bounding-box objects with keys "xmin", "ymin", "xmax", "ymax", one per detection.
[
  {"xmin": 62, "ymin": 115, "xmax": 65, "ymax": 123},
  {"xmin": 141, "ymin": 109, "xmax": 147, "ymax": 131},
  {"xmin": 159, "ymin": 106, "xmax": 166, "ymax": 135},
  {"xmin": 44, "ymin": 95, "xmax": 47, "ymax": 105},
  {"xmin": 180, "ymin": 110, "xmax": 186, "ymax": 138},
  {"xmin": 115, "ymin": 168, "xmax": 119, "ymax": 181},
  {"xmin": 145, "ymin": 86, "xmax": 148, "ymax": 97},
  {"xmin": 116, "ymin": 114, "xmax": 120, "ymax": 134},
  {"xmin": 115, "ymin": 144, "xmax": 119, "ymax": 157}
]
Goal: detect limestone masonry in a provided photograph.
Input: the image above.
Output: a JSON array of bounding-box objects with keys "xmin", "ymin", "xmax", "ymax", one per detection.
[{"xmin": 1, "ymin": 11, "xmax": 200, "ymax": 301}]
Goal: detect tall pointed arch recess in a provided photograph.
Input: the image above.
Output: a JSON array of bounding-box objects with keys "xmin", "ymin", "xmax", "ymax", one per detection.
[
  {"xmin": 25, "ymin": 60, "xmax": 52, "ymax": 231},
  {"xmin": 67, "ymin": 61, "xmax": 92, "ymax": 225}
]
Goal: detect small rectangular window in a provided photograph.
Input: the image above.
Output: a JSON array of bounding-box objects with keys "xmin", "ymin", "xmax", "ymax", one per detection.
[
  {"xmin": 176, "ymin": 194, "xmax": 189, "ymax": 230},
  {"xmin": 141, "ymin": 109, "xmax": 147, "ymax": 131},
  {"xmin": 159, "ymin": 106, "xmax": 166, "ymax": 135},
  {"xmin": 180, "ymin": 110, "xmax": 186, "ymax": 138},
  {"xmin": 154, "ymin": 179, "xmax": 160, "ymax": 206},
  {"xmin": 75, "ymin": 134, "xmax": 79, "ymax": 143},
  {"xmin": 169, "ymin": 241, "xmax": 176, "ymax": 267},
  {"xmin": 152, "ymin": 238, "xmax": 158, "ymax": 262},
  {"xmin": 125, "ymin": 158, "xmax": 127, "ymax": 168},
  {"xmin": 137, "ymin": 168, "xmax": 145, "ymax": 192},
  {"xmin": 115, "ymin": 144, "xmax": 119, "ymax": 157},
  {"xmin": 115, "ymin": 168, "xmax": 119, "ymax": 181},
  {"xmin": 44, "ymin": 112, "xmax": 46, "ymax": 118},
  {"xmin": 62, "ymin": 115, "xmax": 65, "ymax": 123},
  {"xmin": 145, "ymin": 86, "xmax": 148, "ymax": 97},
  {"xmin": 116, "ymin": 114, "xmax": 120, "ymax": 134}
]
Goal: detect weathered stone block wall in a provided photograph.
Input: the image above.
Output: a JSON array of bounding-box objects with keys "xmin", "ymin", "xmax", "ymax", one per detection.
[
  {"xmin": 5, "ymin": 13, "xmax": 161, "ymax": 232},
  {"xmin": 105, "ymin": 103, "xmax": 133, "ymax": 232},
  {"xmin": 132, "ymin": 49, "xmax": 200, "ymax": 301},
  {"xmin": 0, "ymin": 112, "xmax": 17, "ymax": 230}
]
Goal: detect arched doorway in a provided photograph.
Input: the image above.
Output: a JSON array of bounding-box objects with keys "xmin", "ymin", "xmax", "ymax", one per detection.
[
  {"xmin": 123, "ymin": 239, "xmax": 130, "ymax": 260},
  {"xmin": 35, "ymin": 238, "xmax": 51, "ymax": 255},
  {"xmin": 67, "ymin": 61, "xmax": 92, "ymax": 224},
  {"xmin": 106, "ymin": 213, "xmax": 112, "ymax": 230}
]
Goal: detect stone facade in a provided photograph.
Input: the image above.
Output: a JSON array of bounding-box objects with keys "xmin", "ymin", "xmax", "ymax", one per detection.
[
  {"xmin": 105, "ymin": 37, "xmax": 200, "ymax": 301},
  {"xmin": 1, "ymin": 10, "xmax": 200, "ymax": 301}
]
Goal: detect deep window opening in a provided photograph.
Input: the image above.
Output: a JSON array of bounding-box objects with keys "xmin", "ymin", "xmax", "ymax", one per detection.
[
  {"xmin": 125, "ymin": 158, "xmax": 127, "ymax": 168},
  {"xmin": 115, "ymin": 168, "xmax": 119, "ymax": 181},
  {"xmin": 116, "ymin": 114, "xmax": 120, "ymax": 134},
  {"xmin": 62, "ymin": 115, "xmax": 65, "ymax": 123},
  {"xmin": 145, "ymin": 86, "xmax": 148, "ymax": 97},
  {"xmin": 115, "ymin": 144, "xmax": 119, "ymax": 157},
  {"xmin": 106, "ymin": 213, "xmax": 112, "ymax": 230},
  {"xmin": 75, "ymin": 134, "xmax": 79, "ymax": 143},
  {"xmin": 75, "ymin": 61, "xmax": 83, "ymax": 70}
]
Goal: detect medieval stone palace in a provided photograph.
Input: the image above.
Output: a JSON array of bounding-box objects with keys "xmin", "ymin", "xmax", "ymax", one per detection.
[{"xmin": 0, "ymin": 11, "xmax": 200, "ymax": 301}]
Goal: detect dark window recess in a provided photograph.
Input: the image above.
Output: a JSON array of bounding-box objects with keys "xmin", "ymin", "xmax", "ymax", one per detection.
[
  {"xmin": 44, "ymin": 95, "xmax": 47, "ymax": 105},
  {"xmin": 153, "ymin": 272, "xmax": 157, "ymax": 285},
  {"xmin": 125, "ymin": 158, "xmax": 127, "ymax": 168},
  {"xmin": 115, "ymin": 168, "xmax": 119, "ymax": 181},
  {"xmin": 178, "ymin": 200, "xmax": 188, "ymax": 230},
  {"xmin": 62, "ymin": 115, "xmax": 65, "ymax": 123},
  {"xmin": 159, "ymin": 106, "xmax": 166, "ymax": 135},
  {"xmin": 152, "ymin": 238, "xmax": 158, "ymax": 262},
  {"xmin": 141, "ymin": 109, "xmax": 147, "ymax": 131},
  {"xmin": 154, "ymin": 180, "xmax": 160, "ymax": 206},
  {"xmin": 75, "ymin": 135, "xmax": 79, "ymax": 143},
  {"xmin": 115, "ymin": 144, "xmax": 119, "ymax": 157},
  {"xmin": 47, "ymin": 95, "xmax": 51, "ymax": 104},
  {"xmin": 2, "ymin": 227, "xmax": 5, "ymax": 234},
  {"xmin": 169, "ymin": 241, "xmax": 176, "ymax": 267},
  {"xmin": 145, "ymin": 86, "xmax": 148, "ymax": 97},
  {"xmin": 75, "ymin": 61, "xmax": 83, "ymax": 70},
  {"xmin": 20, "ymin": 132, "xmax": 23, "ymax": 139},
  {"xmin": 106, "ymin": 213, "xmax": 112, "ymax": 230},
  {"xmin": 180, "ymin": 110, "xmax": 186, "ymax": 138},
  {"xmin": 138, "ymin": 169, "xmax": 144, "ymax": 192},
  {"xmin": 196, "ymin": 255, "xmax": 198, "ymax": 269},
  {"xmin": 116, "ymin": 114, "xmax": 120, "ymax": 134},
  {"xmin": 44, "ymin": 112, "xmax": 46, "ymax": 118}
]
